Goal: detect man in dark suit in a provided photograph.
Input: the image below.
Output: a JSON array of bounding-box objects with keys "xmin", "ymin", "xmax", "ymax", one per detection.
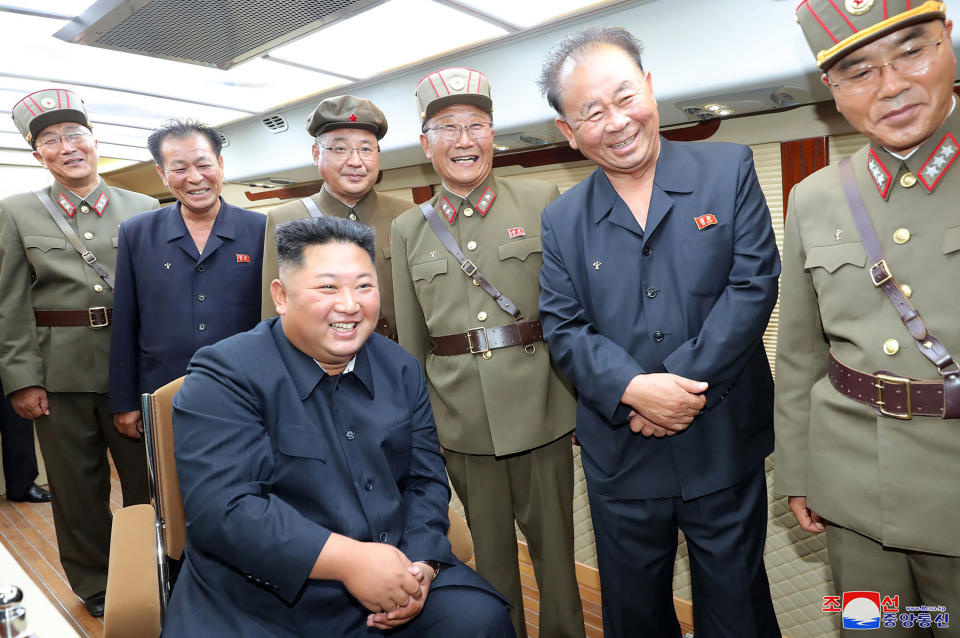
[
  {"xmin": 536, "ymin": 28, "xmax": 781, "ymax": 638},
  {"xmin": 109, "ymin": 119, "xmax": 265, "ymax": 438},
  {"xmin": 162, "ymin": 216, "xmax": 512, "ymax": 637},
  {"xmin": 1, "ymin": 379, "xmax": 50, "ymax": 503}
]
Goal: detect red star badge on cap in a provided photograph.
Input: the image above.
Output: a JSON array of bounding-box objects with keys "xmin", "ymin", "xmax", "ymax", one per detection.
[{"xmin": 349, "ymin": 113, "xmax": 358, "ymax": 122}]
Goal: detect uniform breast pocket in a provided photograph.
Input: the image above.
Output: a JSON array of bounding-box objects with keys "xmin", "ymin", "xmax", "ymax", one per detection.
[
  {"xmin": 22, "ymin": 235, "xmax": 67, "ymax": 282},
  {"xmin": 942, "ymin": 226, "xmax": 960, "ymax": 256},
  {"xmin": 497, "ymin": 236, "xmax": 542, "ymax": 262},
  {"xmin": 377, "ymin": 419, "xmax": 412, "ymax": 481},
  {"xmin": 411, "ymin": 258, "xmax": 448, "ymax": 284},
  {"xmin": 804, "ymin": 243, "xmax": 866, "ymax": 273},
  {"xmin": 277, "ymin": 424, "xmax": 327, "ymax": 463},
  {"xmin": 382, "ymin": 246, "xmax": 391, "ymax": 261},
  {"xmin": 678, "ymin": 230, "xmax": 733, "ymax": 296},
  {"xmin": 22, "ymin": 235, "xmax": 66, "ymax": 253}
]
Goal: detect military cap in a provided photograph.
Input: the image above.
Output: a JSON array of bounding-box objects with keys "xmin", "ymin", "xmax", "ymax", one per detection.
[
  {"xmin": 306, "ymin": 95, "xmax": 388, "ymax": 139},
  {"xmin": 797, "ymin": 0, "xmax": 946, "ymax": 70},
  {"xmin": 415, "ymin": 67, "xmax": 492, "ymax": 123},
  {"xmin": 11, "ymin": 88, "xmax": 92, "ymax": 147}
]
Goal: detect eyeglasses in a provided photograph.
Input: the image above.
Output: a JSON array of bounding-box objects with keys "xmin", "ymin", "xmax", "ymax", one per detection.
[
  {"xmin": 316, "ymin": 142, "xmax": 378, "ymax": 160},
  {"xmin": 35, "ymin": 130, "xmax": 91, "ymax": 149},
  {"xmin": 425, "ymin": 122, "xmax": 493, "ymax": 141},
  {"xmin": 826, "ymin": 29, "xmax": 945, "ymax": 96}
]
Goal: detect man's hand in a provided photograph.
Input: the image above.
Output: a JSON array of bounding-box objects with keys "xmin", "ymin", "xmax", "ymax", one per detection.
[
  {"xmin": 621, "ymin": 373, "xmax": 707, "ymax": 432},
  {"xmin": 312, "ymin": 535, "xmax": 422, "ymax": 614},
  {"xmin": 627, "ymin": 410, "xmax": 674, "ymax": 437},
  {"xmin": 10, "ymin": 386, "xmax": 48, "ymax": 420},
  {"xmin": 366, "ymin": 562, "xmax": 436, "ymax": 629},
  {"xmin": 788, "ymin": 496, "xmax": 825, "ymax": 533},
  {"xmin": 113, "ymin": 410, "xmax": 143, "ymax": 439}
]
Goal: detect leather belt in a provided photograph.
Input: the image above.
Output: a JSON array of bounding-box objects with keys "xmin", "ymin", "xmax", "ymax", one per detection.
[
  {"xmin": 829, "ymin": 352, "xmax": 950, "ymax": 419},
  {"xmin": 34, "ymin": 307, "xmax": 112, "ymax": 329},
  {"xmin": 430, "ymin": 321, "xmax": 542, "ymax": 356}
]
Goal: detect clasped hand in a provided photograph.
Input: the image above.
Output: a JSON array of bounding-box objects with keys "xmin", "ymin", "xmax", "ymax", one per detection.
[{"xmin": 622, "ymin": 373, "xmax": 708, "ymax": 437}]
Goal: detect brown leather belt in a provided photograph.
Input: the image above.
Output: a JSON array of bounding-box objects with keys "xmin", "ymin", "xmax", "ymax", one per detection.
[
  {"xmin": 829, "ymin": 352, "xmax": 949, "ymax": 419},
  {"xmin": 34, "ymin": 307, "xmax": 112, "ymax": 329},
  {"xmin": 430, "ymin": 321, "xmax": 542, "ymax": 356}
]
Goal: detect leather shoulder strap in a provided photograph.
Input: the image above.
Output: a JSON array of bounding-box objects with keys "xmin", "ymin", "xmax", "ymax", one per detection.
[
  {"xmin": 301, "ymin": 196, "xmax": 324, "ymax": 218},
  {"xmin": 33, "ymin": 189, "xmax": 115, "ymax": 290},
  {"xmin": 418, "ymin": 201, "xmax": 523, "ymax": 321}
]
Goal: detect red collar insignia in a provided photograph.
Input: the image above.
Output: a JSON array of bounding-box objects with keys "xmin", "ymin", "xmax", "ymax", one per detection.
[
  {"xmin": 93, "ymin": 193, "xmax": 108, "ymax": 216},
  {"xmin": 476, "ymin": 186, "xmax": 496, "ymax": 215},
  {"xmin": 439, "ymin": 196, "xmax": 457, "ymax": 223},
  {"xmin": 918, "ymin": 133, "xmax": 959, "ymax": 192},
  {"xmin": 57, "ymin": 192, "xmax": 75, "ymax": 218},
  {"xmin": 867, "ymin": 149, "xmax": 892, "ymax": 199}
]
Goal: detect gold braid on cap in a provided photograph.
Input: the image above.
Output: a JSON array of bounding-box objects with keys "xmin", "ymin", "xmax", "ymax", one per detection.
[{"xmin": 817, "ymin": 1, "xmax": 946, "ymax": 68}]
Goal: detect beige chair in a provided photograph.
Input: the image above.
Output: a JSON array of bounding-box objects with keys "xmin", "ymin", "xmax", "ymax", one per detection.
[{"xmin": 104, "ymin": 375, "xmax": 474, "ymax": 637}]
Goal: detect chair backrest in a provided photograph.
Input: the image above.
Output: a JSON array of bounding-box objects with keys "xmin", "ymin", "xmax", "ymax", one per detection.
[{"xmin": 142, "ymin": 376, "xmax": 186, "ymax": 563}]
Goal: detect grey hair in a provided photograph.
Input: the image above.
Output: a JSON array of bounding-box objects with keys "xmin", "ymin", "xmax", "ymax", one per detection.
[
  {"xmin": 147, "ymin": 119, "xmax": 223, "ymax": 169},
  {"xmin": 537, "ymin": 26, "xmax": 645, "ymax": 117},
  {"xmin": 275, "ymin": 216, "xmax": 376, "ymax": 271}
]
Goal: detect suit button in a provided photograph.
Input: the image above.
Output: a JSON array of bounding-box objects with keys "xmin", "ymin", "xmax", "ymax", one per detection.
[
  {"xmin": 464, "ymin": 208, "xmax": 474, "ymax": 217},
  {"xmin": 642, "ymin": 246, "xmax": 652, "ymax": 256},
  {"xmin": 197, "ymin": 264, "xmax": 206, "ymax": 272},
  {"xmin": 466, "ymin": 241, "xmax": 477, "ymax": 251},
  {"xmin": 646, "ymin": 287, "xmax": 658, "ymax": 298},
  {"xmin": 365, "ymin": 480, "xmax": 374, "ymax": 491},
  {"xmin": 900, "ymin": 283, "xmax": 912, "ymax": 298},
  {"xmin": 83, "ymin": 231, "xmax": 94, "ymax": 240},
  {"xmin": 883, "ymin": 339, "xmax": 900, "ymax": 355},
  {"xmin": 349, "ymin": 213, "xmax": 358, "ymax": 221},
  {"xmin": 900, "ymin": 172, "xmax": 917, "ymax": 188},
  {"xmin": 379, "ymin": 531, "xmax": 388, "ymax": 542},
  {"xmin": 94, "ymin": 284, "xmax": 103, "ymax": 293},
  {"xmin": 653, "ymin": 330, "xmax": 664, "ymax": 342},
  {"xmin": 345, "ymin": 430, "xmax": 356, "ymax": 440},
  {"xmin": 893, "ymin": 228, "xmax": 910, "ymax": 244},
  {"xmin": 198, "ymin": 323, "xmax": 206, "ymax": 331},
  {"xmin": 477, "ymin": 311, "xmax": 487, "ymax": 321},
  {"xmin": 80, "ymin": 205, "xmax": 90, "ymax": 214},
  {"xmin": 197, "ymin": 294, "xmax": 206, "ymax": 302}
]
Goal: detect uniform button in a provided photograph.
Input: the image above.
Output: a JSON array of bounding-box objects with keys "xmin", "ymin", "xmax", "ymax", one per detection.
[
  {"xmin": 83, "ymin": 231, "xmax": 94, "ymax": 240},
  {"xmin": 646, "ymin": 287, "xmax": 658, "ymax": 298},
  {"xmin": 642, "ymin": 246, "xmax": 652, "ymax": 256},
  {"xmin": 348, "ymin": 213, "xmax": 358, "ymax": 221},
  {"xmin": 900, "ymin": 283, "xmax": 912, "ymax": 298},
  {"xmin": 477, "ymin": 311, "xmax": 487, "ymax": 321},
  {"xmin": 197, "ymin": 264, "xmax": 206, "ymax": 272},
  {"xmin": 80, "ymin": 205, "xmax": 90, "ymax": 214},
  {"xmin": 364, "ymin": 480, "xmax": 374, "ymax": 491},
  {"xmin": 93, "ymin": 284, "xmax": 103, "ymax": 293},
  {"xmin": 345, "ymin": 429, "xmax": 356, "ymax": 440},
  {"xmin": 883, "ymin": 339, "xmax": 900, "ymax": 355},
  {"xmin": 464, "ymin": 208, "xmax": 474, "ymax": 217},
  {"xmin": 900, "ymin": 172, "xmax": 917, "ymax": 188},
  {"xmin": 472, "ymin": 278, "xmax": 479, "ymax": 286},
  {"xmin": 653, "ymin": 330, "xmax": 664, "ymax": 342},
  {"xmin": 379, "ymin": 531, "xmax": 388, "ymax": 542},
  {"xmin": 893, "ymin": 228, "xmax": 910, "ymax": 244},
  {"xmin": 466, "ymin": 240, "xmax": 477, "ymax": 251},
  {"xmin": 197, "ymin": 294, "xmax": 206, "ymax": 302},
  {"xmin": 482, "ymin": 350, "xmax": 493, "ymax": 360},
  {"xmin": 198, "ymin": 323, "xmax": 206, "ymax": 331}
]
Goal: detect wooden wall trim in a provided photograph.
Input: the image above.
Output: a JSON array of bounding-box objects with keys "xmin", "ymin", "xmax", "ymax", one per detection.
[
  {"xmin": 780, "ymin": 136, "xmax": 829, "ymax": 219},
  {"xmin": 411, "ymin": 185, "xmax": 433, "ymax": 204}
]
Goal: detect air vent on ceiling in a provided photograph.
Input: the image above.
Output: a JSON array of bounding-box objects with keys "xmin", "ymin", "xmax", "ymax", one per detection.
[
  {"xmin": 261, "ymin": 115, "xmax": 288, "ymax": 134},
  {"xmin": 54, "ymin": 0, "xmax": 384, "ymax": 69}
]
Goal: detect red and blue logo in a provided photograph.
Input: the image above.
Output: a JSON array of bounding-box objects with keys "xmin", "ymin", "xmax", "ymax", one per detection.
[{"xmin": 842, "ymin": 591, "xmax": 881, "ymax": 630}]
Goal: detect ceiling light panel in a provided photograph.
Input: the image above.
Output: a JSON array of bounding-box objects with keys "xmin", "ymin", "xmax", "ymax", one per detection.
[
  {"xmin": 451, "ymin": 0, "xmax": 608, "ymax": 28},
  {"xmin": 268, "ymin": 0, "xmax": 507, "ymax": 78},
  {"xmin": 0, "ymin": 1, "xmax": 93, "ymax": 17}
]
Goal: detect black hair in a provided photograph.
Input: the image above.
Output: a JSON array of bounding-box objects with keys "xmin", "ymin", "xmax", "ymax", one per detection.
[
  {"xmin": 147, "ymin": 119, "xmax": 223, "ymax": 168},
  {"xmin": 275, "ymin": 216, "xmax": 376, "ymax": 271}
]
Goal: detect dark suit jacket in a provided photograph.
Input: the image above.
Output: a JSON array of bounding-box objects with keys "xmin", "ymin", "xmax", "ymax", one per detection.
[
  {"xmin": 161, "ymin": 318, "xmax": 498, "ymax": 637},
  {"xmin": 539, "ymin": 139, "xmax": 780, "ymax": 500},
  {"xmin": 109, "ymin": 199, "xmax": 264, "ymax": 412}
]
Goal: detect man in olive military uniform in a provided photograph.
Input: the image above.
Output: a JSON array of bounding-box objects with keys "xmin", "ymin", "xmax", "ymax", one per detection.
[
  {"xmin": 0, "ymin": 89, "xmax": 157, "ymax": 617},
  {"xmin": 391, "ymin": 67, "xmax": 584, "ymax": 638},
  {"xmin": 777, "ymin": 1, "xmax": 960, "ymax": 631},
  {"xmin": 261, "ymin": 95, "xmax": 409, "ymax": 339}
]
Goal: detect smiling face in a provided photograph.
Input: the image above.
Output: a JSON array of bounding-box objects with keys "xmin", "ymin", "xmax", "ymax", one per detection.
[
  {"xmin": 32, "ymin": 122, "xmax": 100, "ymax": 193},
  {"xmin": 825, "ymin": 19, "xmax": 956, "ymax": 155},
  {"xmin": 156, "ymin": 133, "xmax": 224, "ymax": 218},
  {"xmin": 553, "ymin": 44, "xmax": 661, "ymax": 181},
  {"xmin": 313, "ymin": 128, "xmax": 380, "ymax": 206},
  {"xmin": 420, "ymin": 104, "xmax": 494, "ymax": 195},
  {"xmin": 272, "ymin": 241, "xmax": 380, "ymax": 375}
]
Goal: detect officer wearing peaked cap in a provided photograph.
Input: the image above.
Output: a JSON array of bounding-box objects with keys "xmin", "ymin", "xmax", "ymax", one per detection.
[
  {"xmin": 261, "ymin": 95, "xmax": 410, "ymax": 340},
  {"xmin": 391, "ymin": 67, "xmax": 585, "ymax": 638},
  {"xmin": 0, "ymin": 89, "xmax": 157, "ymax": 616},
  {"xmin": 777, "ymin": 1, "xmax": 960, "ymax": 629}
]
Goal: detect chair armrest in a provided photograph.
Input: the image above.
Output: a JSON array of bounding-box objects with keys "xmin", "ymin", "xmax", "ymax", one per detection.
[{"xmin": 104, "ymin": 504, "xmax": 163, "ymax": 638}]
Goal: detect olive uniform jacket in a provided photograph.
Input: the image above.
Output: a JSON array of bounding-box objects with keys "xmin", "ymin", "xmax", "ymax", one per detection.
[
  {"xmin": 0, "ymin": 180, "xmax": 159, "ymax": 395},
  {"xmin": 391, "ymin": 175, "xmax": 576, "ymax": 456},
  {"xmin": 775, "ymin": 108, "xmax": 960, "ymax": 556},
  {"xmin": 260, "ymin": 187, "xmax": 410, "ymax": 332}
]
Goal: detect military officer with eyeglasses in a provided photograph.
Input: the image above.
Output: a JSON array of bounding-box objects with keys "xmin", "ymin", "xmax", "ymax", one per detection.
[
  {"xmin": 0, "ymin": 89, "xmax": 157, "ymax": 617},
  {"xmin": 777, "ymin": 1, "xmax": 960, "ymax": 628},
  {"xmin": 391, "ymin": 67, "xmax": 584, "ymax": 638},
  {"xmin": 260, "ymin": 95, "xmax": 410, "ymax": 340}
]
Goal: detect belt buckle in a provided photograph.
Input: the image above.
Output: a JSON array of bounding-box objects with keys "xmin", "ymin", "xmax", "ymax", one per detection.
[
  {"xmin": 88, "ymin": 306, "xmax": 109, "ymax": 329},
  {"xmin": 870, "ymin": 259, "xmax": 892, "ymax": 287},
  {"xmin": 875, "ymin": 373, "xmax": 912, "ymax": 419},
  {"xmin": 460, "ymin": 260, "xmax": 478, "ymax": 277},
  {"xmin": 466, "ymin": 327, "xmax": 489, "ymax": 354}
]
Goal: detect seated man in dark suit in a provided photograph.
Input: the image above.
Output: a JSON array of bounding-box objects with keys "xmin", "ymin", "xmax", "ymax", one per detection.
[{"xmin": 161, "ymin": 216, "xmax": 513, "ymax": 637}]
